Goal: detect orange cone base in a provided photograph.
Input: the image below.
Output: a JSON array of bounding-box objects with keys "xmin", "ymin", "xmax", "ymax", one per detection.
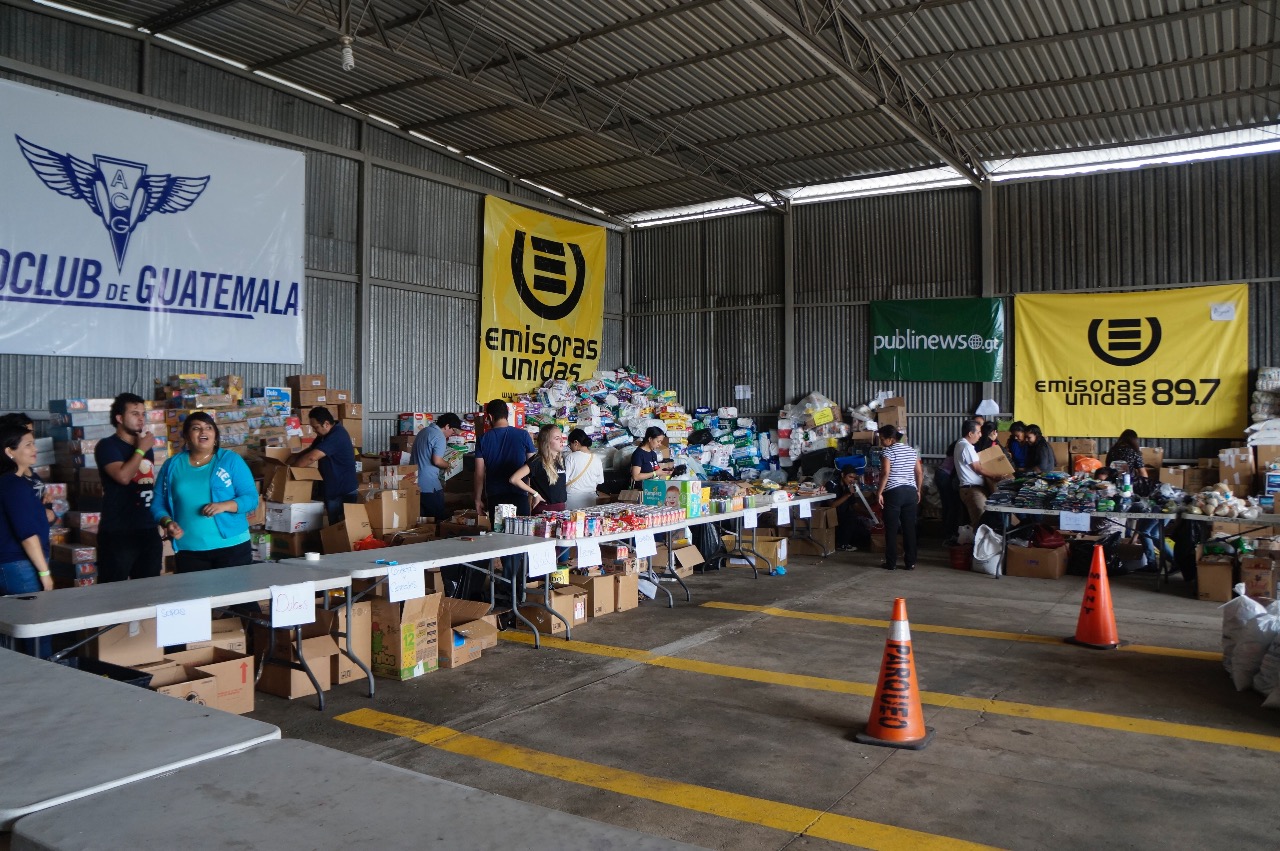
[
  {"xmin": 1064, "ymin": 636, "xmax": 1125, "ymax": 650},
  {"xmin": 855, "ymin": 726, "xmax": 935, "ymax": 750}
]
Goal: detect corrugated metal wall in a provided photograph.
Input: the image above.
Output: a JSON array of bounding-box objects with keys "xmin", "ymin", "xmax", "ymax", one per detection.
[
  {"xmin": 0, "ymin": 4, "xmax": 622, "ymax": 446},
  {"xmin": 629, "ymin": 213, "xmax": 785, "ymax": 414}
]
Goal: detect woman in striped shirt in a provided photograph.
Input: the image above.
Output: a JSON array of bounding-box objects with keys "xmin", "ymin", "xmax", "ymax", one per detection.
[{"xmin": 877, "ymin": 424, "xmax": 923, "ymax": 571}]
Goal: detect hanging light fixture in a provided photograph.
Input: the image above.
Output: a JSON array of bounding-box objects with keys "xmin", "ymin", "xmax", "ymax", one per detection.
[{"xmin": 339, "ymin": 35, "xmax": 355, "ymax": 71}]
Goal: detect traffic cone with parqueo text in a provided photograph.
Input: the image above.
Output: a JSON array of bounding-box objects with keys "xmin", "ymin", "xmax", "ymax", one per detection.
[
  {"xmin": 855, "ymin": 597, "xmax": 935, "ymax": 749},
  {"xmin": 1065, "ymin": 544, "xmax": 1121, "ymax": 649}
]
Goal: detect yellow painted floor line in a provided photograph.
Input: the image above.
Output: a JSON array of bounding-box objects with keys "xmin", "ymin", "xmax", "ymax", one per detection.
[
  {"xmin": 336, "ymin": 707, "xmax": 1004, "ymax": 851},
  {"xmin": 499, "ymin": 631, "xmax": 1280, "ymax": 753},
  {"xmin": 702, "ymin": 601, "xmax": 1223, "ymax": 661}
]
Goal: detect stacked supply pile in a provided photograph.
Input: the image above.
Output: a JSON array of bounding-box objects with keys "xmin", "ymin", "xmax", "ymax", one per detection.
[
  {"xmin": 285, "ymin": 374, "xmax": 355, "ymax": 448},
  {"xmin": 687, "ymin": 407, "xmax": 773, "ymax": 479},
  {"xmin": 158, "ymin": 375, "xmax": 290, "ymax": 454},
  {"xmin": 783, "ymin": 391, "xmax": 857, "ymax": 460}
]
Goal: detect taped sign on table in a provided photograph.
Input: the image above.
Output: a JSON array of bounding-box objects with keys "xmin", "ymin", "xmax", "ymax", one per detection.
[
  {"xmin": 634, "ymin": 532, "xmax": 657, "ymax": 559},
  {"xmin": 155, "ymin": 597, "xmax": 211, "ymax": 647},
  {"xmin": 527, "ymin": 542, "xmax": 558, "ymax": 578},
  {"xmin": 1060, "ymin": 511, "xmax": 1091, "ymax": 532},
  {"xmin": 387, "ymin": 563, "xmax": 426, "ymax": 603},
  {"xmin": 776, "ymin": 503, "xmax": 791, "ymax": 526},
  {"xmin": 270, "ymin": 582, "xmax": 316, "ymax": 628},
  {"xmin": 798, "ymin": 500, "xmax": 812, "ymax": 519},
  {"xmin": 576, "ymin": 539, "xmax": 602, "ymax": 568},
  {"xmin": 743, "ymin": 511, "xmax": 757, "ymax": 529}
]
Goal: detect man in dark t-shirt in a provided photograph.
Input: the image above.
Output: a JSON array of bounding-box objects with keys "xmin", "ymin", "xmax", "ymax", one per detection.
[
  {"xmin": 474, "ymin": 399, "xmax": 535, "ymax": 519},
  {"xmin": 291, "ymin": 406, "xmax": 358, "ymax": 523},
  {"xmin": 94, "ymin": 393, "xmax": 162, "ymax": 583}
]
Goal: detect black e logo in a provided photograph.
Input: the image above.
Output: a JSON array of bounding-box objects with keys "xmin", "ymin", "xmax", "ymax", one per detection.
[
  {"xmin": 1088, "ymin": 317, "xmax": 1162, "ymax": 366},
  {"xmin": 510, "ymin": 231, "xmax": 587, "ymax": 321}
]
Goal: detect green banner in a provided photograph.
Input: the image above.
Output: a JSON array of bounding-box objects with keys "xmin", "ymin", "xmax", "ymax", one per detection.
[{"xmin": 869, "ymin": 298, "xmax": 1004, "ymax": 382}]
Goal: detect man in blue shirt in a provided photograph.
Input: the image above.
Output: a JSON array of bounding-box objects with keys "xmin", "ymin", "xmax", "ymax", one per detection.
[
  {"xmin": 474, "ymin": 399, "xmax": 535, "ymax": 520},
  {"xmin": 94, "ymin": 393, "xmax": 162, "ymax": 583},
  {"xmin": 412, "ymin": 412, "xmax": 463, "ymax": 524},
  {"xmin": 291, "ymin": 406, "xmax": 358, "ymax": 523}
]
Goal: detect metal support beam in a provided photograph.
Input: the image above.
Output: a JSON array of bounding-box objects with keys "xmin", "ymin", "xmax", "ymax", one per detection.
[
  {"xmin": 980, "ymin": 179, "xmax": 996, "ymax": 410},
  {"xmin": 737, "ymin": 0, "xmax": 986, "ymax": 187},
  {"xmin": 782, "ymin": 200, "xmax": 795, "ymax": 403},
  {"xmin": 535, "ymin": 0, "xmax": 725, "ymax": 54},
  {"xmin": 622, "ymin": 229, "xmax": 632, "ymax": 365},
  {"xmin": 357, "ymin": 123, "xmax": 373, "ymax": 412},
  {"xmin": 139, "ymin": 0, "xmax": 244, "ymax": 33}
]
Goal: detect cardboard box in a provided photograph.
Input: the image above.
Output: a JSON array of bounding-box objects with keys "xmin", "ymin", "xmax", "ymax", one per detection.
[
  {"xmin": 328, "ymin": 389, "xmax": 352, "ymax": 403},
  {"xmin": 1197, "ymin": 555, "xmax": 1236, "ymax": 603},
  {"xmin": 296, "ymin": 389, "xmax": 328, "ymax": 408},
  {"xmin": 263, "ymin": 463, "xmax": 323, "ymax": 504},
  {"xmin": 1256, "ymin": 444, "xmax": 1280, "ymax": 470},
  {"xmin": 1219, "ymin": 447, "xmax": 1255, "ymax": 496},
  {"xmin": 1068, "ymin": 439, "xmax": 1097, "ymax": 455},
  {"xmin": 320, "ymin": 503, "xmax": 374, "ymax": 554},
  {"xmin": 519, "ymin": 585, "xmax": 588, "ymax": 636},
  {"xmin": 613, "ymin": 572, "xmax": 639, "ymax": 612},
  {"xmin": 94, "ymin": 619, "xmax": 163, "ymax": 667},
  {"xmin": 337, "ymin": 403, "xmax": 363, "ymax": 420},
  {"xmin": 164, "ymin": 647, "xmax": 255, "ymax": 714},
  {"xmin": 1048, "ymin": 442, "xmax": 1069, "ymax": 471},
  {"xmin": 370, "ymin": 593, "xmax": 442, "ymax": 680},
  {"xmin": 568, "ymin": 574, "xmax": 617, "ymax": 618},
  {"xmin": 801, "ymin": 404, "xmax": 843, "ymax": 429},
  {"xmin": 286, "ymin": 374, "xmax": 326, "ymax": 392},
  {"xmin": 331, "ymin": 601, "xmax": 372, "ymax": 686},
  {"xmin": 1240, "ymin": 556, "xmax": 1277, "ymax": 599},
  {"xmin": 1005, "ymin": 545, "xmax": 1068, "ymax": 580},
  {"xmin": 342, "ymin": 418, "xmax": 364, "ymax": 446},
  {"xmin": 265, "ymin": 501, "xmax": 325, "ymax": 533},
  {"xmin": 808, "ymin": 506, "xmax": 837, "ymax": 530},
  {"xmin": 256, "ymin": 652, "xmax": 334, "ymax": 699},
  {"xmin": 722, "ymin": 535, "xmax": 788, "ymax": 571},
  {"xmin": 1140, "ymin": 446, "xmax": 1164, "ymax": 471},
  {"xmin": 977, "ymin": 445, "xmax": 1015, "ymax": 478},
  {"xmin": 141, "ymin": 661, "xmax": 218, "ymax": 706},
  {"xmin": 652, "ymin": 543, "xmax": 704, "ymax": 577},
  {"xmin": 1182, "ymin": 467, "xmax": 1218, "ymax": 493},
  {"xmin": 365, "ymin": 489, "xmax": 412, "ymax": 533},
  {"xmin": 270, "ymin": 529, "xmax": 322, "ymax": 558},
  {"xmin": 438, "ymin": 597, "xmax": 498, "ymax": 669},
  {"xmin": 187, "ymin": 617, "xmax": 248, "ymax": 654},
  {"xmin": 787, "ymin": 528, "xmax": 837, "ymax": 557},
  {"xmin": 877, "ymin": 406, "xmax": 907, "ymax": 433}
]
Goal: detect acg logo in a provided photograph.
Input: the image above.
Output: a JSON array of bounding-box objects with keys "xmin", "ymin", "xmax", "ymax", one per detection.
[
  {"xmin": 1087, "ymin": 317, "xmax": 1162, "ymax": 366},
  {"xmin": 510, "ymin": 230, "xmax": 586, "ymax": 321}
]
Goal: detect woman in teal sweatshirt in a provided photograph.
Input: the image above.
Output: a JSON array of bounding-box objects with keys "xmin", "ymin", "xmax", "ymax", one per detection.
[{"xmin": 152, "ymin": 412, "xmax": 259, "ymax": 573}]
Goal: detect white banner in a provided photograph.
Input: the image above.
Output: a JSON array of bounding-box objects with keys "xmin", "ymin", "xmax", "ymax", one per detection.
[{"xmin": 0, "ymin": 80, "xmax": 305, "ymax": 363}]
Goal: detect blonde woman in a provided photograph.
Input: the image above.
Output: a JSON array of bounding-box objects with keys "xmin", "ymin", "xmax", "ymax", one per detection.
[{"xmin": 509, "ymin": 425, "xmax": 567, "ymax": 513}]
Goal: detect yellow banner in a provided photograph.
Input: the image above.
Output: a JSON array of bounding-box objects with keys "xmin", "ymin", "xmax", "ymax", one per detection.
[
  {"xmin": 478, "ymin": 197, "xmax": 606, "ymax": 403},
  {"xmin": 1014, "ymin": 285, "xmax": 1249, "ymax": 438}
]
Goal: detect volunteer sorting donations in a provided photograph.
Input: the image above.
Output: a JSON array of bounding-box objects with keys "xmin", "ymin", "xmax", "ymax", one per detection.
[{"xmin": 563, "ymin": 429, "xmax": 605, "ymax": 510}]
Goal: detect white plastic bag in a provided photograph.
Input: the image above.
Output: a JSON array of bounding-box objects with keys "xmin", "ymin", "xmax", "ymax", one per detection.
[
  {"xmin": 1231, "ymin": 598, "xmax": 1280, "ymax": 691},
  {"xmin": 1221, "ymin": 585, "xmax": 1265, "ymax": 676},
  {"xmin": 1254, "ymin": 631, "xmax": 1280, "ymax": 695},
  {"xmin": 972, "ymin": 524, "xmax": 1003, "ymax": 576}
]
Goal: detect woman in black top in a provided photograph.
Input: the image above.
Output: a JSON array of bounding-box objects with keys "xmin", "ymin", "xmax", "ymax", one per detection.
[
  {"xmin": 629, "ymin": 426, "xmax": 670, "ymax": 486},
  {"xmin": 1024, "ymin": 424, "xmax": 1056, "ymax": 473},
  {"xmin": 975, "ymin": 421, "xmax": 1000, "ymax": 452},
  {"xmin": 510, "ymin": 425, "xmax": 567, "ymax": 513}
]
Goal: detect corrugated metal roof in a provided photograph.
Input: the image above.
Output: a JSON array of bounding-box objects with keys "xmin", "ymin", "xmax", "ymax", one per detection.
[{"xmin": 47, "ymin": 0, "xmax": 1280, "ymax": 215}]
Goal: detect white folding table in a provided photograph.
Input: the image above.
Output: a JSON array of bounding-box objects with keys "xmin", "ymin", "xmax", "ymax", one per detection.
[
  {"xmin": 0, "ymin": 648, "xmax": 279, "ymax": 831},
  {"xmin": 9, "ymin": 739, "xmax": 704, "ymax": 850},
  {"xmin": 0, "ymin": 563, "xmax": 367, "ymax": 710},
  {"xmin": 284, "ymin": 533, "xmax": 554, "ymax": 643}
]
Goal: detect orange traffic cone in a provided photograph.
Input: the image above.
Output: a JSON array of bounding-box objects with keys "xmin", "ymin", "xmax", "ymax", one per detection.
[
  {"xmin": 855, "ymin": 597, "xmax": 935, "ymax": 749},
  {"xmin": 1065, "ymin": 544, "xmax": 1121, "ymax": 649}
]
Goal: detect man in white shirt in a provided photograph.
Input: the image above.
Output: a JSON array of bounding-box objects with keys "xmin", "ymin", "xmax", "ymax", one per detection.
[{"xmin": 954, "ymin": 419, "xmax": 997, "ymax": 527}]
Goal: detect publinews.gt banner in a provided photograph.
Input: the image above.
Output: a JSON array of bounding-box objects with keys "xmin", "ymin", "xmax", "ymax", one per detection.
[
  {"xmin": 0, "ymin": 79, "xmax": 305, "ymax": 363},
  {"xmin": 478, "ymin": 196, "xmax": 605, "ymax": 402},
  {"xmin": 869, "ymin": 297, "xmax": 1004, "ymax": 381},
  {"xmin": 1014, "ymin": 284, "xmax": 1249, "ymax": 438}
]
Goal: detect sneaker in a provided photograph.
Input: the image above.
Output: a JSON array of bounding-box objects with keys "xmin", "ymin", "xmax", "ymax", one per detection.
[
  {"xmin": 838, "ymin": 545, "xmax": 857, "ymax": 552},
  {"xmin": 880, "ymin": 563, "xmax": 895, "ymax": 571},
  {"xmin": 904, "ymin": 564, "xmax": 915, "ymax": 571}
]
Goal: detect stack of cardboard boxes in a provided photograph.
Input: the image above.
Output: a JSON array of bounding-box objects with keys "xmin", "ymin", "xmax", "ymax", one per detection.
[
  {"xmin": 285, "ymin": 374, "xmax": 357, "ymax": 448},
  {"xmin": 1197, "ymin": 543, "xmax": 1278, "ymax": 604}
]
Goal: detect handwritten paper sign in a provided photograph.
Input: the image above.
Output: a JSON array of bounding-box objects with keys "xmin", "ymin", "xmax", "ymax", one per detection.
[
  {"xmin": 634, "ymin": 532, "xmax": 657, "ymax": 559},
  {"xmin": 269, "ymin": 582, "xmax": 317, "ymax": 628},
  {"xmin": 798, "ymin": 500, "xmax": 812, "ymax": 519},
  {"xmin": 776, "ymin": 503, "xmax": 791, "ymax": 526},
  {"xmin": 388, "ymin": 563, "xmax": 426, "ymax": 603},
  {"xmin": 527, "ymin": 542, "xmax": 558, "ymax": 578},
  {"xmin": 1060, "ymin": 511, "xmax": 1092, "ymax": 532},
  {"xmin": 577, "ymin": 539, "xmax": 602, "ymax": 568},
  {"xmin": 743, "ymin": 510, "xmax": 757, "ymax": 529},
  {"xmin": 155, "ymin": 598, "xmax": 211, "ymax": 647}
]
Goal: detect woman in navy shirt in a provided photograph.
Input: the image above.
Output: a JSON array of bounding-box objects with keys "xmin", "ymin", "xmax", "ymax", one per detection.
[
  {"xmin": 629, "ymin": 426, "xmax": 671, "ymax": 486},
  {"xmin": 0, "ymin": 425, "xmax": 53, "ymax": 656}
]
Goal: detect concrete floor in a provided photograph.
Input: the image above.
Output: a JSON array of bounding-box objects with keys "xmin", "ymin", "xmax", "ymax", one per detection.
[{"xmin": 252, "ymin": 544, "xmax": 1280, "ymax": 851}]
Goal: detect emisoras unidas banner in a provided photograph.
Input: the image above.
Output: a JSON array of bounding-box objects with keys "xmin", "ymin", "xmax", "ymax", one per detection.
[
  {"xmin": 1014, "ymin": 284, "xmax": 1248, "ymax": 438},
  {"xmin": 478, "ymin": 197, "xmax": 605, "ymax": 403}
]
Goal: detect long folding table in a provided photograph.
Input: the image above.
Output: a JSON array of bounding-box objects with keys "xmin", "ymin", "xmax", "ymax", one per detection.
[
  {"xmin": 0, "ymin": 648, "xmax": 280, "ymax": 831},
  {"xmin": 8, "ymin": 739, "xmax": 703, "ymax": 850},
  {"xmin": 0, "ymin": 563, "xmax": 368, "ymax": 709},
  {"xmin": 284, "ymin": 533, "xmax": 555, "ymax": 644}
]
